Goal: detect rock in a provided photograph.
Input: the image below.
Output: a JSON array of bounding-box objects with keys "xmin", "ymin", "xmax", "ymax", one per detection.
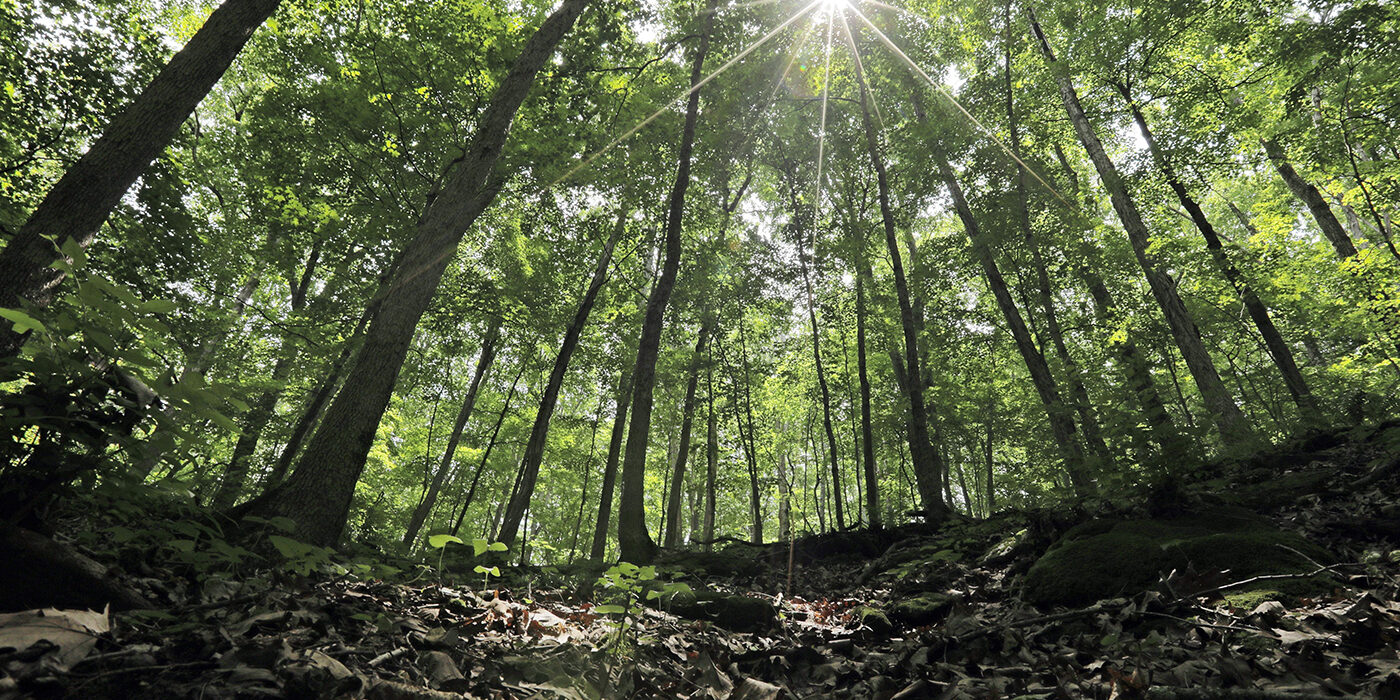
[
  {"xmin": 888, "ymin": 592, "xmax": 954, "ymax": 627},
  {"xmin": 1021, "ymin": 507, "xmax": 1334, "ymax": 607},
  {"xmin": 852, "ymin": 604, "xmax": 893, "ymax": 635},
  {"xmin": 660, "ymin": 590, "xmax": 776, "ymax": 633},
  {"xmin": 980, "ymin": 528, "xmax": 1029, "ymax": 567}
]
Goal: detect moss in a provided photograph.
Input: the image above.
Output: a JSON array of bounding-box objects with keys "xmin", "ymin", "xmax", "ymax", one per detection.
[
  {"xmin": 853, "ymin": 605, "xmax": 893, "ymax": 634},
  {"xmin": 664, "ymin": 590, "xmax": 776, "ymax": 633},
  {"xmin": 1023, "ymin": 532, "xmax": 1168, "ymax": 607},
  {"xmin": 1022, "ymin": 509, "xmax": 1335, "ymax": 608},
  {"xmin": 888, "ymin": 592, "xmax": 954, "ymax": 627}
]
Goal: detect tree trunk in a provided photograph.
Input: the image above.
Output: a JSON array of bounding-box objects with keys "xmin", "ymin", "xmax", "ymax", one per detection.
[
  {"xmin": 264, "ymin": 302, "xmax": 372, "ymax": 489},
  {"xmin": 934, "ymin": 153, "xmax": 1093, "ymax": 495},
  {"xmin": 702, "ymin": 361, "xmax": 718, "ymax": 550},
  {"xmin": 663, "ymin": 320, "xmax": 711, "ymax": 547},
  {"xmin": 567, "ymin": 385, "xmax": 607, "ymax": 564},
  {"xmin": 999, "ymin": 30, "xmax": 1114, "ymax": 467},
  {"xmin": 848, "ymin": 41, "xmax": 948, "ymax": 521},
  {"xmin": 240, "ymin": 0, "xmax": 594, "ymax": 546},
  {"xmin": 210, "ymin": 242, "xmax": 323, "ymax": 509},
  {"xmin": 497, "ymin": 215, "xmax": 621, "ymax": 547},
  {"xmin": 1123, "ymin": 99, "xmax": 1318, "ymax": 419},
  {"xmin": 851, "ymin": 229, "xmax": 881, "ymax": 530},
  {"xmin": 0, "ymin": 0, "xmax": 283, "ymax": 356},
  {"xmin": 402, "ymin": 323, "xmax": 500, "ymax": 548},
  {"xmin": 588, "ymin": 368, "xmax": 632, "ymax": 561},
  {"xmin": 617, "ymin": 1, "xmax": 715, "ymax": 564},
  {"xmin": 1261, "ymin": 139, "xmax": 1358, "ymax": 259},
  {"xmin": 790, "ymin": 182, "xmax": 845, "ymax": 530},
  {"xmin": 1028, "ymin": 9, "xmax": 1253, "ymax": 447},
  {"xmin": 451, "ymin": 360, "xmax": 526, "ymax": 537}
]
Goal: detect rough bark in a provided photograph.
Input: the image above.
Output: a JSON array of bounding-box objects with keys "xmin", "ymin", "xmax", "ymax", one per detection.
[
  {"xmin": 497, "ymin": 216, "xmax": 621, "ymax": 547},
  {"xmin": 1261, "ymin": 139, "xmax": 1358, "ymax": 259},
  {"xmin": 617, "ymin": 1, "xmax": 715, "ymax": 564},
  {"xmin": 0, "ymin": 0, "xmax": 283, "ymax": 356},
  {"xmin": 1123, "ymin": 100, "xmax": 1318, "ymax": 419},
  {"xmin": 402, "ymin": 323, "xmax": 500, "ymax": 548},
  {"xmin": 1028, "ymin": 9, "xmax": 1253, "ymax": 446},
  {"xmin": 240, "ymin": 0, "xmax": 594, "ymax": 546}
]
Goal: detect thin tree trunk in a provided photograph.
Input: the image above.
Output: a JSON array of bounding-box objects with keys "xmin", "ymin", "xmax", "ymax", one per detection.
[
  {"xmin": 589, "ymin": 368, "xmax": 633, "ymax": 561},
  {"xmin": 402, "ymin": 323, "xmax": 500, "ymax": 548},
  {"xmin": 567, "ymin": 383, "xmax": 607, "ymax": 563},
  {"xmin": 934, "ymin": 153, "xmax": 1092, "ymax": 495},
  {"xmin": 210, "ymin": 242, "xmax": 322, "ymax": 509},
  {"xmin": 1028, "ymin": 9, "xmax": 1253, "ymax": 447},
  {"xmin": 848, "ymin": 45, "xmax": 948, "ymax": 520},
  {"xmin": 617, "ymin": 0, "xmax": 715, "ymax": 564},
  {"xmin": 1122, "ymin": 98, "xmax": 1318, "ymax": 419},
  {"xmin": 240, "ymin": 0, "xmax": 594, "ymax": 546},
  {"xmin": 795, "ymin": 200, "xmax": 845, "ymax": 530},
  {"xmin": 1261, "ymin": 139, "xmax": 1358, "ymax": 259},
  {"xmin": 736, "ymin": 308, "xmax": 764, "ymax": 543},
  {"xmin": 264, "ymin": 302, "xmax": 372, "ymax": 489},
  {"xmin": 702, "ymin": 359, "xmax": 717, "ymax": 550},
  {"xmin": 0, "ymin": 0, "xmax": 283, "ymax": 355},
  {"xmin": 853, "ymin": 239, "xmax": 880, "ymax": 529},
  {"xmin": 663, "ymin": 320, "xmax": 711, "ymax": 547},
  {"xmin": 999, "ymin": 25, "xmax": 1113, "ymax": 466},
  {"xmin": 497, "ymin": 214, "xmax": 621, "ymax": 547},
  {"xmin": 451, "ymin": 361, "xmax": 525, "ymax": 537}
]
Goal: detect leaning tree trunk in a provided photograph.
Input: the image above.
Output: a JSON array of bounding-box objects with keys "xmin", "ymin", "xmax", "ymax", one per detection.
[
  {"xmin": 498, "ymin": 218, "xmax": 621, "ymax": 547},
  {"xmin": 0, "ymin": 0, "xmax": 283, "ymax": 356},
  {"xmin": 1028, "ymin": 9, "xmax": 1253, "ymax": 447},
  {"xmin": 211, "ymin": 243, "xmax": 323, "ymax": 510},
  {"xmin": 402, "ymin": 322, "xmax": 500, "ymax": 548},
  {"xmin": 934, "ymin": 152, "xmax": 1093, "ymax": 495},
  {"xmin": 999, "ymin": 31, "xmax": 1113, "ymax": 466},
  {"xmin": 848, "ymin": 33, "xmax": 948, "ymax": 521},
  {"xmin": 616, "ymin": 0, "xmax": 715, "ymax": 564},
  {"xmin": 451, "ymin": 360, "xmax": 526, "ymax": 537},
  {"xmin": 663, "ymin": 320, "xmax": 711, "ymax": 547},
  {"xmin": 238, "ymin": 0, "xmax": 594, "ymax": 547},
  {"xmin": 1122, "ymin": 98, "xmax": 1318, "ymax": 419},
  {"xmin": 589, "ymin": 369, "xmax": 632, "ymax": 561}
]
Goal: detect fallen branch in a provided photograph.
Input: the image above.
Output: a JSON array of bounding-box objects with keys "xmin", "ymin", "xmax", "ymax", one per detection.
[{"xmin": 1146, "ymin": 687, "xmax": 1360, "ymax": 700}]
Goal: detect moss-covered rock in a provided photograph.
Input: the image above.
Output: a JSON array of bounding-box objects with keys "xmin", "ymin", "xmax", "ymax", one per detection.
[
  {"xmin": 661, "ymin": 590, "xmax": 776, "ymax": 633},
  {"xmin": 1022, "ymin": 508, "xmax": 1333, "ymax": 607},
  {"xmin": 888, "ymin": 592, "xmax": 954, "ymax": 627}
]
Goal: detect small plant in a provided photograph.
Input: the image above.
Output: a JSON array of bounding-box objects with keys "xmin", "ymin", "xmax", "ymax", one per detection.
[
  {"xmin": 594, "ymin": 562, "xmax": 691, "ymax": 653},
  {"xmin": 426, "ymin": 534, "xmax": 508, "ymax": 588}
]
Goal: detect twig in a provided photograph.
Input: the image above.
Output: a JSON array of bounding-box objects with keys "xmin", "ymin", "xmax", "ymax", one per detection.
[
  {"xmin": 1146, "ymin": 687, "xmax": 1360, "ymax": 700},
  {"xmin": 367, "ymin": 646, "xmax": 412, "ymax": 668},
  {"xmin": 1174, "ymin": 562, "xmax": 1343, "ymax": 604},
  {"xmin": 952, "ymin": 602, "xmax": 1112, "ymax": 643}
]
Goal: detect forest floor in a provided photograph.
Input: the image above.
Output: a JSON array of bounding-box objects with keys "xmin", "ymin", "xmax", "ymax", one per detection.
[{"xmin": 3, "ymin": 421, "xmax": 1400, "ymax": 699}]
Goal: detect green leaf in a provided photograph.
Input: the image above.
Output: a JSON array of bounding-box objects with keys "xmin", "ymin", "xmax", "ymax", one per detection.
[
  {"xmin": 268, "ymin": 534, "xmax": 314, "ymax": 559},
  {"xmin": 140, "ymin": 298, "xmax": 179, "ymax": 314},
  {"xmin": 0, "ymin": 308, "xmax": 45, "ymax": 335},
  {"xmin": 487, "ymin": 541, "xmax": 507, "ymax": 552},
  {"xmin": 428, "ymin": 534, "xmax": 464, "ymax": 549},
  {"xmin": 594, "ymin": 604, "xmax": 625, "ymax": 614}
]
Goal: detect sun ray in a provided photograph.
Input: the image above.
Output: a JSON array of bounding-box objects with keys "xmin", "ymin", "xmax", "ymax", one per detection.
[
  {"xmin": 845, "ymin": 3, "xmax": 1075, "ymax": 210},
  {"xmin": 812, "ymin": 5, "xmax": 835, "ymax": 251},
  {"xmin": 548, "ymin": 0, "xmax": 825, "ymax": 189}
]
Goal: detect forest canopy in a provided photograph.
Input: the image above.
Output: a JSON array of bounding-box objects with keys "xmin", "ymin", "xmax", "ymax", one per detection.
[{"xmin": 1, "ymin": 0, "xmax": 1398, "ymax": 565}]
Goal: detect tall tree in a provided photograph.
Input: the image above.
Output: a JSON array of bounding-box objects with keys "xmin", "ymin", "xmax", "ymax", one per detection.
[
  {"xmin": 402, "ymin": 321, "xmax": 500, "ymax": 548},
  {"xmin": 0, "ymin": 0, "xmax": 283, "ymax": 356},
  {"xmin": 497, "ymin": 213, "xmax": 622, "ymax": 547},
  {"xmin": 239, "ymin": 0, "xmax": 594, "ymax": 546},
  {"xmin": 616, "ymin": 0, "xmax": 717, "ymax": 564},
  {"xmin": 1028, "ymin": 8, "xmax": 1253, "ymax": 446}
]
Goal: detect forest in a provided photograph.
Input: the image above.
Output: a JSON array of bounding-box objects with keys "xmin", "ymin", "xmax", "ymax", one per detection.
[{"xmin": 0, "ymin": 0, "xmax": 1398, "ymax": 696}]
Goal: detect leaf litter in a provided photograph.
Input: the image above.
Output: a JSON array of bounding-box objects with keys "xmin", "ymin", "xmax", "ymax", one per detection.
[{"xmin": 2, "ymin": 425, "xmax": 1398, "ymax": 698}]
